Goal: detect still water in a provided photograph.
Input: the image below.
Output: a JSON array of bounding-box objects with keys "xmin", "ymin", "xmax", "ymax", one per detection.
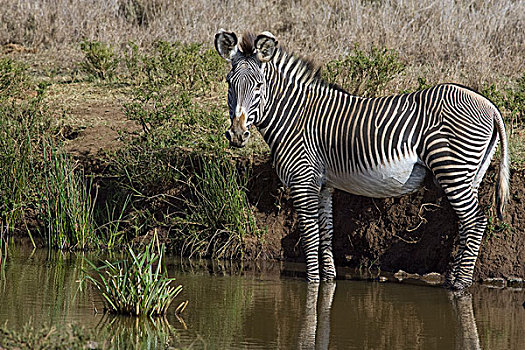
[{"xmin": 0, "ymin": 245, "xmax": 523, "ymax": 349}]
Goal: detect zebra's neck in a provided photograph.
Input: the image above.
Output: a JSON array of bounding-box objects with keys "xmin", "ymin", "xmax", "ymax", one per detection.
[{"xmin": 256, "ymin": 49, "xmax": 343, "ymax": 153}]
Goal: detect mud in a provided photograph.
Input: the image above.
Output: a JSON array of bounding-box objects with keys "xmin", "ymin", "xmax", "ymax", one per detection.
[{"xmin": 246, "ymin": 158, "xmax": 525, "ymax": 281}]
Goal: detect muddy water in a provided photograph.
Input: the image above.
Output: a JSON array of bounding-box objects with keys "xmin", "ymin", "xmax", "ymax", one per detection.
[{"xmin": 0, "ymin": 246, "xmax": 523, "ymax": 349}]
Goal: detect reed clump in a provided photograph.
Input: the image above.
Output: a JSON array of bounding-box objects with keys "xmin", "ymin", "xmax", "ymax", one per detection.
[{"xmin": 83, "ymin": 240, "xmax": 184, "ymax": 316}]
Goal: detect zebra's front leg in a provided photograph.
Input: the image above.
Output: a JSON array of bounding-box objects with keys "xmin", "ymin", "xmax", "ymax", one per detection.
[
  {"xmin": 319, "ymin": 186, "xmax": 336, "ymax": 281},
  {"xmin": 291, "ymin": 184, "xmax": 321, "ymax": 283}
]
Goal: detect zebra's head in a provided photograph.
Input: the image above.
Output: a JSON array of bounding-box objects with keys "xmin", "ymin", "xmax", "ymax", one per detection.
[{"xmin": 214, "ymin": 29, "xmax": 278, "ymax": 147}]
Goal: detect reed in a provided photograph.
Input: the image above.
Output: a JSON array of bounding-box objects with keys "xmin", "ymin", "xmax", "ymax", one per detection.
[
  {"xmin": 41, "ymin": 144, "xmax": 97, "ymax": 250},
  {"xmin": 83, "ymin": 239, "xmax": 184, "ymax": 316},
  {"xmin": 180, "ymin": 156, "xmax": 259, "ymax": 259}
]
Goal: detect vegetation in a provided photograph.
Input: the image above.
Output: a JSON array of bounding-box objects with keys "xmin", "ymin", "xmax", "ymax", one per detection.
[
  {"xmin": 79, "ymin": 41, "xmax": 119, "ymax": 81},
  {"xmin": 0, "ymin": 322, "xmax": 97, "ymax": 350},
  {"xmin": 482, "ymin": 73, "xmax": 525, "ymax": 127},
  {"xmin": 0, "ymin": 319, "xmax": 184, "ymax": 349},
  {"xmin": 323, "ymin": 44, "xmax": 405, "ymax": 97},
  {"xmin": 0, "ymin": 0, "xmax": 523, "ymax": 257},
  {"xmin": 83, "ymin": 239, "xmax": 185, "ymax": 316},
  {"xmin": 41, "ymin": 145, "xmax": 97, "ymax": 250}
]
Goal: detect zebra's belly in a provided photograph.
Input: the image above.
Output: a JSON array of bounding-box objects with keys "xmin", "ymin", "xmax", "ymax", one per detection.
[{"xmin": 326, "ymin": 156, "xmax": 428, "ymax": 198}]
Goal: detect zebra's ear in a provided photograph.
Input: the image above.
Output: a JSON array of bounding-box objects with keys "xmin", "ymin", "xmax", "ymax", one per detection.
[
  {"xmin": 214, "ymin": 29, "xmax": 238, "ymax": 61},
  {"xmin": 254, "ymin": 32, "xmax": 278, "ymax": 62}
]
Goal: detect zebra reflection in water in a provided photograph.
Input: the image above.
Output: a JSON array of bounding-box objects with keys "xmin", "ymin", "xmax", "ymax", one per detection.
[{"xmin": 296, "ymin": 282, "xmax": 480, "ymax": 349}]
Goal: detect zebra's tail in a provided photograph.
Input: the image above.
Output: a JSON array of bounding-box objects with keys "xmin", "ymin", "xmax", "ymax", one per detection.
[{"xmin": 494, "ymin": 109, "xmax": 510, "ymax": 220}]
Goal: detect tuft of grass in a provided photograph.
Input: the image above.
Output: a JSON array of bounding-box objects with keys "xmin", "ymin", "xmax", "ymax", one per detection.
[
  {"xmin": 83, "ymin": 239, "xmax": 184, "ymax": 316},
  {"xmin": 179, "ymin": 156, "xmax": 259, "ymax": 259},
  {"xmin": 323, "ymin": 44, "xmax": 405, "ymax": 97},
  {"xmin": 80, "ymin": 41, "xmax": 119, "ymax": 81},
  {"xmin": 40, "ymin": 144, "xmax": 97, "ymax": 250},
  {"xmin": 0, "ymin": 58, "xmax": 28, "ymax": 97}
]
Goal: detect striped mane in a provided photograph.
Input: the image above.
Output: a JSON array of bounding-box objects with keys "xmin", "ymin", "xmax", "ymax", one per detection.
[{"xmin": 239, "ymin": 32, "xmax": 330, "ymax": 88}]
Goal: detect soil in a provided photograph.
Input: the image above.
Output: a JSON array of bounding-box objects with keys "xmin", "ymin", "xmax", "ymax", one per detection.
[{"xmin": 61, "ymin": 97, "xmax": 525, "ymax": 282}]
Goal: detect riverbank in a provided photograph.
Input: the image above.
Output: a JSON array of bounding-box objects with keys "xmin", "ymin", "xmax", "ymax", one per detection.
[{"xmin": 1, "ymin": 0, "xmax": 524, "ymax": 283}]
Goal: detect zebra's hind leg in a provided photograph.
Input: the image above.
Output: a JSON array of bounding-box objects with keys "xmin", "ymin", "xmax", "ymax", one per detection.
[
  {"xmin": 441, "ymin": 186, "xmax": 487, "ymax": 290},
  {"xmin": 291, "ymin": 184, "xmax": 321, "ymax": 283},
  {"xmin": 319, "ymin": 186, "xmax": 336, "ymax": 281}
]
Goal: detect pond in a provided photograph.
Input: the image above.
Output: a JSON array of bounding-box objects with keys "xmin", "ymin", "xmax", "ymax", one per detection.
[{"xmin": 0, "ymin": 245, "xmax": 523, "ymax": 349}]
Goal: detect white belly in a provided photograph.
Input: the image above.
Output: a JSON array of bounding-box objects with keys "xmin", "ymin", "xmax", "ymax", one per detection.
[{"xmin": 326, "ymin": 153, "xmax": 427, "ymax": 198}]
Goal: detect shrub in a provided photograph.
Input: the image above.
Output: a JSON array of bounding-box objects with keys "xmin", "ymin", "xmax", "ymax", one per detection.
[
  {"xmin": 482, "ymin": 74, "xmax": 525, "ymax": 126},
  {"xmin": 80, "ymin": 41, "xmax": 119, "ymax": 81},
  {"xmin": 323, "ymin": 44, "xmax": 405, "ymax": 97}
]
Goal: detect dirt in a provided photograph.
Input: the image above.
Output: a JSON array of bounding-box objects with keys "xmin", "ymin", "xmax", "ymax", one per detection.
[
  {"xmin": 61, "ymin": 102, "xmax": 138, "ymax": 158},
  {"xmin": 246, "ymin": 159, "xmax": 525, "ymax": 281}
]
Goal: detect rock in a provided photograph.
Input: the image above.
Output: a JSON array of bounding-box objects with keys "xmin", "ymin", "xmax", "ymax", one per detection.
[
  {"xmin": 507, "ymin": 277, "xmax": 524, "ymax": 289},
  {"xmin": 482, "ymin": 277, "xmax": 506, "ymax": 288},
  {"xmin": 393, "ymin": 269, "xmax": 420, "ymax": 281},
  {"xmin": 421, "ymin": 272, "xmax": 444, "ymax": 285}
]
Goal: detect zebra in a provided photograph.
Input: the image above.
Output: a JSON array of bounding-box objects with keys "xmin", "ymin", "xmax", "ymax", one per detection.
[{"xmin": 214, "ymin": 30, "xmax": 509, "ymax": 290}]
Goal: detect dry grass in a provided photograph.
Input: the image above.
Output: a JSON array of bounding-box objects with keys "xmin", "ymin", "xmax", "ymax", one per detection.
[{"xmin": 1, "ymin": 0, "xmax": 523, "ymax": 90}]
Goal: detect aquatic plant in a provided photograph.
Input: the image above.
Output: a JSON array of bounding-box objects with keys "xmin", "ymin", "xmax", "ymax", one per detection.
[
  {"xmin": 41, "ymin": 144, "xmax": 97, "ymax": 250},
  {"xmin": 83, "ymin": 239, "xmax": 185, "ymax": 316}
]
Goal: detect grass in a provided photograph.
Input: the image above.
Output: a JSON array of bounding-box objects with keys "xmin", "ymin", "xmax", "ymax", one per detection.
[
  {"xmin": 180, "ymin": 156, "xmax": 259, "ymax": 259},
  {"xmin": 83, "ymin": 239, "xmax": 185, "ymax": 316},
  {"xmin": 0, "ymin": 321, "xmax": 97, "ymax": 350},
  {"xmin": 40, "ymin": 144, "xmax": 96, "ymax": 250},
  {"xmin": 1, "ymin": 1, "xmax": 523, "ymax": 88},
  {"xmin": 0, "ymin": 223, "xmax": 6, "ymax": 277}
]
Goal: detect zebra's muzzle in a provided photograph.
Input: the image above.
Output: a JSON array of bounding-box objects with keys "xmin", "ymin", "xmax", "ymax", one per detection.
[
  {"xmin": 225, "ymin": 111, "xmax": 250, "ymax": 147},
  {"xmin": 225, "ymin": 129, "xmax": 250, "ymax": 148}
]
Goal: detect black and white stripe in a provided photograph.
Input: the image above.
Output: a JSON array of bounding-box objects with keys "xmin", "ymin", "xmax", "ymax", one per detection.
[{"xmin": 215, "ymin": 31, "xmax": 510, "ymax": 289}]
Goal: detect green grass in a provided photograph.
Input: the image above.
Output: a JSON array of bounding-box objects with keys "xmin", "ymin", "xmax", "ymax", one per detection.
[
  {"xmin": 40, "ymin": 144, "xmax": 97, "ymax": 250},
  {"xmin": 83, "ymin": 239, "xmax": 184, "ymax": 316},
  {"xmin": 176, "ymin": 156, "xmax": 259, "ymax": 259},
  {"xmin": 0, "ymin": 223, "xmax": 6, "ymax": 278}
]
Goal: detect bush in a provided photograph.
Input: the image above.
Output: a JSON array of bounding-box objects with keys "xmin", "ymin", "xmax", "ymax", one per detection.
[
  {"xmin": 80, "ymin": 41, "xmax": 119, "ymax": 81},
  {"xmin": 482, "ymin": 74, "xmax": 525, "ymax": 126},
  {"xmin": 323, "ymin": 44, "xmax": 405, "ymax": 97}
]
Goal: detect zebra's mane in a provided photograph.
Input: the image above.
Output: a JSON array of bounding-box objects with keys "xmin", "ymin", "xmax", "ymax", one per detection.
[{"xmin": 239, "ymin": 32, "xmax": 337, "ymax": 90}]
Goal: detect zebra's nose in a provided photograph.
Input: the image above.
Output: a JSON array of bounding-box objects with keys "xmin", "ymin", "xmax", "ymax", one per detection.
[
  {"xmin": 242, "ymin": 130, "xmax": 250, "ymax": 140},
  {"xmin": 225, "ymin": 130, "xmax": 232, "ymax": 141}
]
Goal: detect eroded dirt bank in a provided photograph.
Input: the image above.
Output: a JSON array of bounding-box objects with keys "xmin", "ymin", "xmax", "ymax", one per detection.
[{"xmin": 246, "ymin": 159, "xmax": 525, "ymax": 281}]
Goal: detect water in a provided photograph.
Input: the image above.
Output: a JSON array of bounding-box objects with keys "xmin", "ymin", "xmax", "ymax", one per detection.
[{"xmin": 0, "ymin": 245, "xmax": 523, "ymax": 349}]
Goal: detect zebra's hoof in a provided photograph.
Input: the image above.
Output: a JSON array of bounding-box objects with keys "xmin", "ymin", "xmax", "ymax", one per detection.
[
  {"xmin": 306, "ymin": 276, "xmax": 321, "ymax": 284},
  {"xmin": 445, "ymin": 279, "xmax": 472, "ymax": 291}
]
